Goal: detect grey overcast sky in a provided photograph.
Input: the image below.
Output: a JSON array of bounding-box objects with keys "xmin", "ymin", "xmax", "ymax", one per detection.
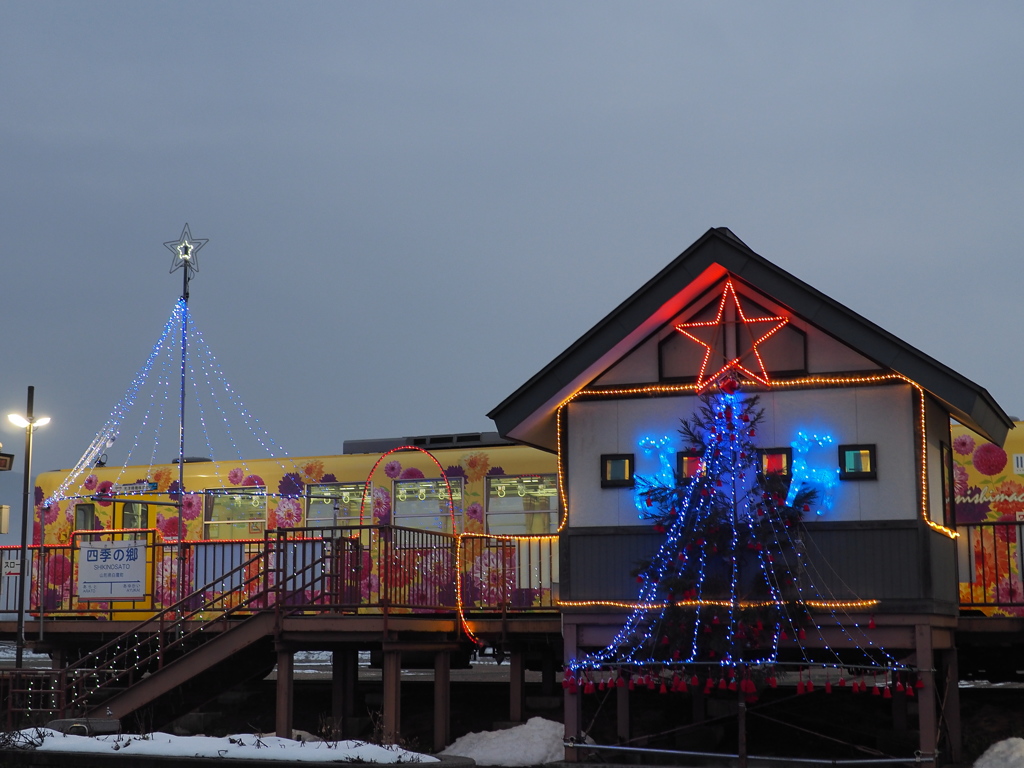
[{"xmin": 1, "ymin": 1, "xmax": 1022, "ymax": 483}]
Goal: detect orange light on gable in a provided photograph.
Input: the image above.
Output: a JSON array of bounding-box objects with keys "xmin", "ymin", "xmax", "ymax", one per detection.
[{"xmin": 674, "ymin": 278, "xmax": 789, "ymax": 391}]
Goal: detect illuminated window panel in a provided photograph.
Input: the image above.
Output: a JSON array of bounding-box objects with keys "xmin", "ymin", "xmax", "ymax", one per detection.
[
  {"xmin": 393, "ymin": 478, "xmax": 463, "ymax": 533},
  {"xmin": 601, "ymin": 454, "xmax": 634, "ymax": 488},
  {"xmin": 485, "ymin": 474, "xmax": 558, "ymax": 535},
  {"xmin": 758, "ymin": 448, "xmax": 793, "ymax": 477},
  {"xmin": 839, "ymin": 444, "xmax": 877, "ymax": 480},
  {"xmin": 306, "ymin": 482, "xmax": 370, "ymax": 527},
  {"xmin": 205, "ymin": 488, "xmax": 267, "ymax": 539},
  {"xmin": 677, "ymin": 450, "xmax": 704, "ymax": 481}
]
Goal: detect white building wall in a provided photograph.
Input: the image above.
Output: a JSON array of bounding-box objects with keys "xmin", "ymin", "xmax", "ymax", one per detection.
[{"xmin": 566, "ymin": 384, "xmax": 918, "ymax": 528}]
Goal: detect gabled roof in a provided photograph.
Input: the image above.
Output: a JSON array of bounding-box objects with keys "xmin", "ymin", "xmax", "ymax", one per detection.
[{"xmin": 488, "ymin": 227, "xmax": 1012, "ymax": 450}]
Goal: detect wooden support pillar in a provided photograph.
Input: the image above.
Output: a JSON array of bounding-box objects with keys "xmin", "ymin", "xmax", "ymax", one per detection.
[
  {"xmin": 332, "ymin": 649, "xmax": 358, "ymax": 738},
  {"xmin": 434, "ymin": 650, "xmax": 451, "ymax": 752},
  {"xmin": 382, "ymin": 649, "xmax": 402, "ymax": 744},
  {"xmin": 941, "ymin": 648, "xmax": 963, "ymax": 764},
  {"xmin": 275, "ymin": 648, "xmax": 294, "ymax": 739},
  {"xmin": 915, "ymin": 624, "xmax": 936, "ymax": 759},
  {"xmin": 563, "ymin": 623, "xmax": 580, "ymax": 763},
  {"xmin": 541, "ymin": 651, "xmax": 556, "ymax": 696},
  {"xmin": 510, "ymin": 648, "xmax": 525, "ymax": 723},
  {"xmin": 616, "ymin": 678, "xmax": 630, "ymax": 744}
]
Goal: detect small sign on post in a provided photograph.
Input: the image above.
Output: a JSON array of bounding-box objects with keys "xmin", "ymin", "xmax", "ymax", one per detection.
[{"xmin": 0, "ymin": 453, "xmax": 14, "ymax": 471}]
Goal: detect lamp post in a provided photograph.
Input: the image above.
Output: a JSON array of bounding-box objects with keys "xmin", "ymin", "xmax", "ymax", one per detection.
[{"xmin": 8, "ymin": 386, "xmax": 50, "ymax": 668}]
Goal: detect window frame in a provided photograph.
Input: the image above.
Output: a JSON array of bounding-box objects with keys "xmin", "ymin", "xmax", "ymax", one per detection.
[
  {"xmin": 600, "ymin": 454, "xmax": 635, "ymax": 488},
  {"xmin": 677, "ymin": 450, "xmax": 704, "ymax": 481},
  {"xmin": 838, "ymin": 444, "xmax": 878, "ymax": 481},
  {"xmin": 757, "ymin": 448, "xmax": 793, "ymax": 478}
]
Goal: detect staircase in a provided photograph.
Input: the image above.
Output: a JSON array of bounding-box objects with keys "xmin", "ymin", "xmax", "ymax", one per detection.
[{"xmin": 3, "ymin": 537, "xmax": 331, "ymax": 730}]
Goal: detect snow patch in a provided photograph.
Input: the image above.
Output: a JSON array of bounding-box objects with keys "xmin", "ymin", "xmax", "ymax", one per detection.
[{"xmin": 440, "ymin": 717, "xmax": 564, "ymax": 766}]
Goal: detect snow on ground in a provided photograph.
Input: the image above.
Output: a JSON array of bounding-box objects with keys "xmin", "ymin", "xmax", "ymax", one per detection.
[
  {"xmin": 439, "ymin": 717, "xmax": 564, "ymax": 766},
  {"xmin": 975, "ymin": 737, "xmax": 1024, "ymax": 768},
  {"xmin": 1, "ymin": 718, "xmax": 568, "ymax": 765},
  {"xmin": 9, "ymin": 729, "xmax": 439, "ymax": 763}
]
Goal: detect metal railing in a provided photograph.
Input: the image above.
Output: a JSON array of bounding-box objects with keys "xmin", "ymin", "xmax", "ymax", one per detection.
[{"xmin": 957, "ymin": 520, "xmax": 1024, "ymax": 612}]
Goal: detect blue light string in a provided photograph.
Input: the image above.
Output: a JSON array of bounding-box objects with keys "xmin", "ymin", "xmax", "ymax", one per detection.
[
  {"xmin": 568, "ymin": 390, "xmax": 910, "ymax": 679},
  {"xmin": 46, "ymin": 301, "xmax": 183, "ymax": 505}
]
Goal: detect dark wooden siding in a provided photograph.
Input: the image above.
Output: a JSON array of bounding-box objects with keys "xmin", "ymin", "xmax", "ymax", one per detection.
[{"xmin": 563, "ymin": 520, "xmax": 959, "ymax": 615}]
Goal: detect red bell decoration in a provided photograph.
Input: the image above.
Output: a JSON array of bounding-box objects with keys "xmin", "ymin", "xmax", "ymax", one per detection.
[
  {"xmin": 617, "ymin": 674, "xmax": 626, "ymax": 688},
  {"xmin": 915, "ymin": 678, "xmax": 925, "ymax": 689},
  {"xmin": 691, "ymin": 674, "xmax": 700, "ymax": 687},
  {"xmin": 659, "ymin": 681, "xmax": 668, "ymax": 694},
  {"xmin": 838, "ymin": 677, "xmax": 846, "ymax": 687},
  {"xmin": 647, "ymin": 677, "xmax": 656, "ymax": 690},
  {"xmin": 871, "ymin": 685, "xmax": 880, "ymax": 697},
  {"xmin": 584, "ymin": 680, "xmax": 596, "ymax": 695},
  {"xmin": 628, "ymin": 677, "xmax": 635, "ymax": 691},
  {"xmin": 718, "ymin": 678, "xmax": 728, "ymax": 690},
  {"xmin": 768, "ymin": 676, "xmax": 778, "ymax": 689},
  {"xmin": 806, "ymin": 679, "xmax": 815, "ymax": 694},
  {"xmin": 720, "ymin": 377, "xmax": 740, "ymax": 395},
  {"xmin": 728, "ymin": 680, "xmax": 738, "ymax": 692},
  {"xmin": 883, "ymin": 686, "xmax": 892, "ymax": 699},
  {"xmin": 907, "ymin": 686, "xmax": 915, "ymax": 699},
  {"xmin": 825, "ymin": 680, "xmax": 832, "ymax": 694},
  {"xmin": 868, "ymin": 616, "xmax": 876, "ymax": 629}
]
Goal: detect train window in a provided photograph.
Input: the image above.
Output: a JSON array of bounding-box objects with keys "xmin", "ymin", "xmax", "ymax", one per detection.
[
  {"xmin": 204, "ymin": 488, "xmax": 267, "ymax": 540},
  {"xmin": 74, "ymin": 503, "xmax": 100, "ymax": 532},
  {"xmin": 393, "ymin": 478, "xmax": 463, "ymax": 533},
  {"xmin": 485, "ymin": 475, "xmax": 558, "ymax": 535},
  {"xmin": 121, "ymin": 502, "xmax": 149, "ymax": 530},
  {"xmin": 307, "ymin": 482, "xmax": 370, "ymax": 527}
]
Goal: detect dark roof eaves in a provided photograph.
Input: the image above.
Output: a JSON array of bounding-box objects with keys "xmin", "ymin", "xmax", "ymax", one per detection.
[{"xmin": 490, "ymin": 228, "xmax": 1012, "ymax": 444}]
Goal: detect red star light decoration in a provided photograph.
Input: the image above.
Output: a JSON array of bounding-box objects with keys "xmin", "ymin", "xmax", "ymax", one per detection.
[{"xmin": 675, "ymin": 278, "xmax": 789, "ymax": 392}]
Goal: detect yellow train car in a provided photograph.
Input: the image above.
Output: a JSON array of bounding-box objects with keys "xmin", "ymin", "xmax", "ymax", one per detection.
[
  {"xmin": 951, "ymin": 421, "xmax": 1024, "ymax": 617},
  {"xmin": 28, "ymin": 433, "xmax": 559, "ymax": 618}
]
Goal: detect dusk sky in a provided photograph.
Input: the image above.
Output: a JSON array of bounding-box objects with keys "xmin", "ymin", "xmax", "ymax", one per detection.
[{"xmin": 2, "ymin": 2, "xmax": 1022, "ymax": 499}]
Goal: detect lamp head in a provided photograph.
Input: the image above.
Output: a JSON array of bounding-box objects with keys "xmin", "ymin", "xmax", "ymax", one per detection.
[{"xmin": 8, "ymin": 414, "xmax": 29, "ymax": 429}]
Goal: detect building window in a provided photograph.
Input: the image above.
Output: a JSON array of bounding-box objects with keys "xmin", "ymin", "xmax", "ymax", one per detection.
[
  {"xmin": 601, "ymin": 454, "xmax": 635, "ymax": 488},
  {"xmin": 485, "ymin": 474, "xmax": 558, "ymax": 535},
  {"xmin": 839, "ymin": 444, "xmax": 877, "ymax": 480},
  {"xmin": 677, "ymin": 450, "xmax": 704, "ymax": 481},
  {"xmin": 306, "ymin": 482, "xmax": 370, "ymax": 527},
  {"xmin": 393, "ymin": 478, "xmax": 463, "ymax": 533},
  {"xmin": 758, "ymin": 448, "xmax": 793, "ymax": 477},
  {"xmin": 205, "ymin": 488, "xmax": 267, "ymax": 539}
]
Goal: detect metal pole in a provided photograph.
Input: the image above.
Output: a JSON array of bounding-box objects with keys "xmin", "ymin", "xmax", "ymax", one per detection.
[
  {"xmin": 178, "ymin": 268, "xmax": 188, "ymax": 502},
  {"xmin": 15, "ymin": 386, "xmax": 35, "ymax": 669}
]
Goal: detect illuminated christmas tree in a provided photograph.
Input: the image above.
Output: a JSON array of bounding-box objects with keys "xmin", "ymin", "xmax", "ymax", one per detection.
[{"xmin": 566, "ymin": 377, "xmax": 909, "ymax": 702}]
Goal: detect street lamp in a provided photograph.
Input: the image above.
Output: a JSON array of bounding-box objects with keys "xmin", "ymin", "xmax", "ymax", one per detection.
[{"xmin": 8, "ymin": 386, "xmax": 50, "ymax": 669}]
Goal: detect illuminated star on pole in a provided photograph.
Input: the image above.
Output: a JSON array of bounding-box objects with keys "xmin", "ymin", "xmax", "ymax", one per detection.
[
  {"xmin": 163, "ymin": 223, "xmax": 208, "ymax": 275},
  {"xmin": 675, "ymin": 278, "xmax": 789, "ymax": 391}
]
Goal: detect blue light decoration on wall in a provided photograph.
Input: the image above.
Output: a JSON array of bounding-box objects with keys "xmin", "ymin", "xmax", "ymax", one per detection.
[
  {"xmin": 786, "ymin": 431, "xmax": 839, "ymax": 513},
  {"xmin": 567, "ymin": 381, "xmax": 910, "ymax": 701}
]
